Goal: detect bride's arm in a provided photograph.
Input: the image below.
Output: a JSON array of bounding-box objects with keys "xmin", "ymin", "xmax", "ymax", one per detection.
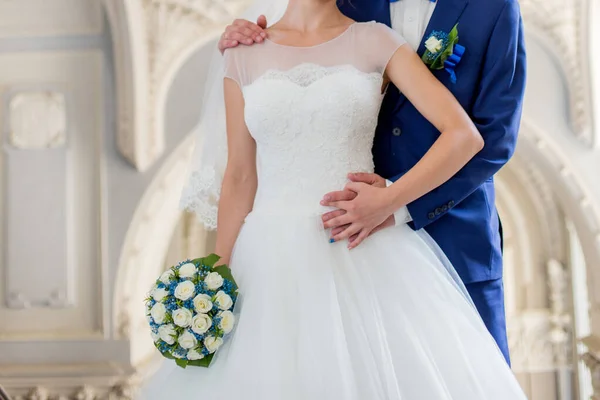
[
  {"xmin": 383, "ymin": 46, "xmax": 484, "ymax": 209},
  {"xmin": 215, "ymin": 78, "xmax": 257, "ymax": 265},
  {"xmin": 328, "ymin": 45, "xmax": 483, "ymax": 247}
]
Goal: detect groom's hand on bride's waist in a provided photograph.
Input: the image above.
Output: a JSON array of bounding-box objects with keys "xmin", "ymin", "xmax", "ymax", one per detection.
[
  {"xmin": 321, "ymin": 173, "xmax": 396, "ymax": 249},
  {"xmin": 218, "ymin": 16, "xmax": 268, "ymax": 53}
]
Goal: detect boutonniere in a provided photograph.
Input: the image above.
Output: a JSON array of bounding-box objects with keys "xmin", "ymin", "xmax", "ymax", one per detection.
[{"xmin": 421, "ymin": 24, "xmax": 465, "ymax": 84}]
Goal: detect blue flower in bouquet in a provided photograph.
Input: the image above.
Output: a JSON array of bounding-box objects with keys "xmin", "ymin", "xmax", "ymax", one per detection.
[{"xmin": 145, "ymin": 253, "xmax": 239, "ymax": 368}]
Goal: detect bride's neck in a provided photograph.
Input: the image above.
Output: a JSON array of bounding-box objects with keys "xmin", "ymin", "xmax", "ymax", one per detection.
[{"xmin": 278, "ymin": 0, "xmax": 347, "ymax": 32}]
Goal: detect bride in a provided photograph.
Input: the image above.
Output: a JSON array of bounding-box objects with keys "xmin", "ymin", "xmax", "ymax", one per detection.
[{"xmin": 139, "ymin": 0, "xmax": 527, "ymax": 398}]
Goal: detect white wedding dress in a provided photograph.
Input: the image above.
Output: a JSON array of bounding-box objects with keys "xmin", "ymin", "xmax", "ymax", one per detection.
[{"xmin": 139, "ymin": 22, "xmax": 527, "ymax": 399}]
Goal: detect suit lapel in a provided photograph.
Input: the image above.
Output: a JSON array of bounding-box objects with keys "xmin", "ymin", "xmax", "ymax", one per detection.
[
  {"xmin": 416, "ymin": 0, "xmax": 469, "ymax": 56},
  {"xmin": 392, "ymin": 0, "xmax": 469, "ymax": 112}
]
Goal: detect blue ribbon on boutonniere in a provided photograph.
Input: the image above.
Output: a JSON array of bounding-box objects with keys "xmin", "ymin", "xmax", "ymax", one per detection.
[
  {"xmin": 443, "ymin": 44, "xmax": 465, "ymax": 84},
  {"xmin": 421, "ymin": 24, "xmax": 465, "ymax": 84}
]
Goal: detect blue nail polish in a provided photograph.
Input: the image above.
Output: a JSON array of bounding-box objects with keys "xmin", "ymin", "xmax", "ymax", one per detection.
[{"xmin": 329, "ymin": 238, "xmax": 335, "ymax": 243}]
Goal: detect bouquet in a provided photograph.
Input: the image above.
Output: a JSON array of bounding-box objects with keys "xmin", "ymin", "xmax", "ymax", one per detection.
[{"xmin": 145, "ymin": 254, "xmax": 238, "ymax": 368}]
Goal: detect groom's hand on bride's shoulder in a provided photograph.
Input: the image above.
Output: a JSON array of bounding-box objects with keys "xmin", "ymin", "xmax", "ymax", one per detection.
[{"xmin": 218, "ymin": 16, "xmax": 268, "ymax": 53}]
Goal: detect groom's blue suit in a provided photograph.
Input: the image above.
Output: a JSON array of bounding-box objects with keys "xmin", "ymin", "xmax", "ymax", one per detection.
[{"xmin": 339, "ymin": 0, "xmax": 527, "ymax": 363}]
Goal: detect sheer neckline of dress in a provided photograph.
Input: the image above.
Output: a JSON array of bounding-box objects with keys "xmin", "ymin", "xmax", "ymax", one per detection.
[{"xmin": 264, "ymin": 21, "xmax": 359, "ymax": 49}]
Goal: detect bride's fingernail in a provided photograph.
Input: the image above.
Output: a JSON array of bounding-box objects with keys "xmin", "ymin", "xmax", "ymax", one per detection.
[
  {"xmin": 323, "ymin": 195, "xmax": 330, "ymax": 201},
  {"xmin": 329, "ymin": 238, "xmax": 335, "ymax": 243}
]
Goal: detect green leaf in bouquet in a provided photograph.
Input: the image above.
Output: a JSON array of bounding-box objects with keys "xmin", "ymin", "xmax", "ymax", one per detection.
[
  {"xmin": 175, "ymin": 358, "xmax": 189, "ymax": 368},
  {"xmin": 187, "ymin": 353, "xmax": 215, "ymax": 368},
  {"xmin": 200, "ymin": 253, "xmax": 221, "ymax": 268}
]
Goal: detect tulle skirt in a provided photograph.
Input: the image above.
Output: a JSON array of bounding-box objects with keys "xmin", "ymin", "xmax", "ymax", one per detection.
[{"xmin": 138, "ymin": 212, "xmax": 527, "ymax": 399}]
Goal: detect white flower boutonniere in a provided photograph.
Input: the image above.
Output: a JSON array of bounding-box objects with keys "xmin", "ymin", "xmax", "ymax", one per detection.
[{"xmin": 421, "ymin": 24, "xmax": 465, "ymax": 84}]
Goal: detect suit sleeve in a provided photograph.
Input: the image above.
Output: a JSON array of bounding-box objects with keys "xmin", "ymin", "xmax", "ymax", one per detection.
[{"xmin": 394, "ymin": 0, "xmax": 527, "ymax": 230}]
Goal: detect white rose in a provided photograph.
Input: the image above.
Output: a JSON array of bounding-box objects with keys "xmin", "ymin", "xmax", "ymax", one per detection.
[
  {"xmin": 178, "ymin": 263, "xmax": 197, "ymax": 279},
  {"xmin": 425, "ymin": 36, "xmax": 443, "ymax": 53},
  {"xmin": 204, "ymin": 336, "xmax": 223, "ymax": 353},
  {"xmin": 193, "ymin": 294, "xmax": 213, "ymax": 314},
  {"xmin": 150, "ymin": 330, "xmax": 160, "ymax": 342},
  {"xmin": 152, "ymin": 287, "xmax": 169, "ymax": 302},
  {"xmin": 215, "ymin": 291, "xmax": 233, "ymax": 311},
  {"xmin": 205, "ymin": 272, "xmax": 224, "ymax": 290},
  {"xmin": 158, "ymin": 324, "xmax": 176, "ymax": 345},
  {"xmin": 172, "ymin": 308, "xmax": 193, "ymax": 328},
  {"xmin": 159, "ymin": 269, "xmax": 174, "ymax": 284},
  {"xmin": 187, "ymin": 349, "xmax": 204, "ymax": 360},
  {"xmin": 174, "ymin": 281, "xmax": 196, "ymax": 301},
  {"xmin": 178, "ymin": 330, "xmax": 198, "ymax": 349},
  {"xmin": 219, "ymin": 310, "xmax": 236, "ymax": 334},
  {"xmin": 150, "ymin": 302, "xmax": 167, "ymax": 324},
  {"xmin": 191, "ymin": 314, "xmax": 212, "ymax": 335}
]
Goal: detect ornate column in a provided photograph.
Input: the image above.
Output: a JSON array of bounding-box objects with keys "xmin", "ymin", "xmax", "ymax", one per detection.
[{"xmin": 582, "ymin": 336, "xmax": 600, "ymax": 400}]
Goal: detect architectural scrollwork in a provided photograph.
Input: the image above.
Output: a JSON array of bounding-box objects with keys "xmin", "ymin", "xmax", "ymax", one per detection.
[
  {"xmin": 546, "ymin": 259, "xmax": 572, "ymax": 366},
  {"xmin": 519, "ymin": 0, "xmax": 593, "ymax": 145},
  {"xmin": 8, "ymin": 382, "xmax": 137, "ymax": 400},
  {"xmin": 582, "ymin": 338, "xmax": 600, "ymax": 400},
  {"xmin": 73, "ymin": 386, "xmax": 95, "ymax": 400},
  {"xmin": 104, "ymin": 0, "xmax": 251, "ymax": 172}
]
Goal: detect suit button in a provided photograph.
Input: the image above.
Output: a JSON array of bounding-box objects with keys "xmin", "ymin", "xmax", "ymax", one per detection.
[
  {"xmin": 448, "ymin": 200, "xmax": 455, "ymax": 207},
  {"xmin": 392, "ymin": 127, "xmax": 402, "ymax": 136},
  {"xmin": 435, "ymin": 207, "xmax": 442, "ymax": 215},
  {"xmin": 442, "ymin": 205, "xmax": 448, "ymax": 212},
  {"xmin": 428, "ymin": 212, "xmax": 435, "ymax": 220}
]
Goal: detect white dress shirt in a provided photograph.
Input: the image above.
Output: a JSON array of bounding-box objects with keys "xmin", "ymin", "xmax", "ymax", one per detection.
[{"xmin": 385, "ymin": 0, "xmax": 437, "ymax": 225}]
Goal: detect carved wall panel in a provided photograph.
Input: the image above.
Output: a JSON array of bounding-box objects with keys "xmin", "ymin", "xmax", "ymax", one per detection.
[
  {"xmin": 0, "ymin": 51, "xmax": 103, "ymax": 337},
  {"xmin": 9, "ymin": 92, "xmax": 66, "ymax": 149},
  {"xmin": 3, "ymin": 89, "xmax": 72, "ymax": 310}
]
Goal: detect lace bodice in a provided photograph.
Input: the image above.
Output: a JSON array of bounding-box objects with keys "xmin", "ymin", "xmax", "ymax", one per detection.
[
  {"xmin": 180, "ymin": 22, "xmax": 406, "ymax": 228},
  {"xmin": 244, "ymin": 62, "xmax": 385, "ymax": 216}
]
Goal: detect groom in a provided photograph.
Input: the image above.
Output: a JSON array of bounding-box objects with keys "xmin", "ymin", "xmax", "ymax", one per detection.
[{"xmin": 218, "ymin": 0, "xmax": 526, "ymax": 364}]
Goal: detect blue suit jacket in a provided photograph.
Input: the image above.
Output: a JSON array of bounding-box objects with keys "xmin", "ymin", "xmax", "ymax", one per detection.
[{"xmin": 339, "ymin": 0, "xmax": 527, "ymax": 284}]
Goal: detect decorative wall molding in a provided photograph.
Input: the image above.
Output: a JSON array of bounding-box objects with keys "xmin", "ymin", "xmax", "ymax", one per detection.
[
  {"xmin": 510, "ymin": 156, "xmax": 567, "ymax": 263},
  {"xmin": 546, "ymin": 259, "xmax": 572, "ymax": 366},
  {"xmin": 0, "ymin": 51, "xmax": 104, "ymax": 336},
  {"xmin": 10, "ymin": 382, "xmax": 135, "ymax": 400},
  {"xmin": 509, "ymin": 310, "xmax": 560, "ymax": 372},
  {"xmin": 582, "ymin": 336, "xmax": 600, "ymax": 400},
  {"xmin": 104, "ymin": 0, "xmax": 251, "ymax": 172},
  {"xmin": 112, "ymin": 135, "xmax": 194, "ymax": 365},
  {"xmin": 520, "ymin": 0, "xmax": 594, "ymax": 145},
  {"xmin": 8, "ymin": 92, "xmax": 66, "ymax": 149},
  {"xmin": 518, "ymin": 120, "xmax": 600, "ymax": 309}
]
